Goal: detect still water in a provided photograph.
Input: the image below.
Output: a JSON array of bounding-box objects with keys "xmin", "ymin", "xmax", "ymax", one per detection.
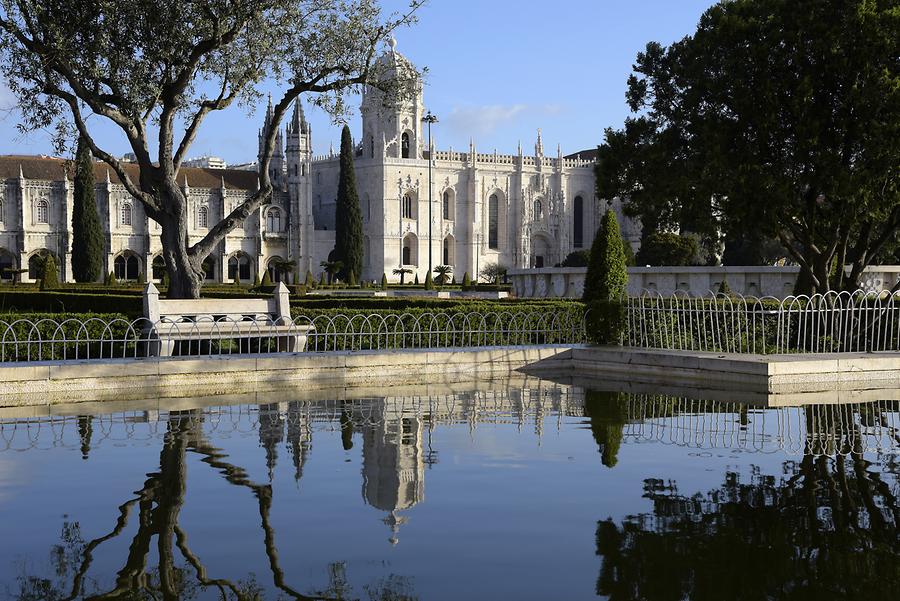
[{"xmin": 0, "ymin": 379, "xmax": 898, "ymax": 600}]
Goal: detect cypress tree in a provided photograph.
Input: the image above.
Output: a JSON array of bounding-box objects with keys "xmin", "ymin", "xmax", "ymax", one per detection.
[
  {"xmin": 414, "ymin": 273, "xmax": 419, "ymax": 286},
  {"xmin": 381, "ymin": 273, "xmax": 388, "ymax": 290},
  {"xmin": 424, "ymin": 270, "xmax": 434, "ymax": 290},
  {"xmin": 261, "ymin": 270, "xmax": 272, "ymax": 286},
  {"xmin": 334, "ymin": 125, "xmax": 364, "ymax": 281},
  {"xmin": 305, "ymin": 270, "xmax": 315, "ymax": 288},
  {"xmin": 583, "ymin": 209, "xmax": 628, "ymax": 302},
  {"xmin": 70, "ymin": 137, "xmax": 104, "ymax": 282},
  {"xmin": 462, "ymin": 271, "xmax": 471, "ymax": 290}
]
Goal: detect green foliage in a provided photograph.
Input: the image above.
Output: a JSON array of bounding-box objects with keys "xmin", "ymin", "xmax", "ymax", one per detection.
[
  {"xmin": 70, "ymin": 137, "xmax": 104, "ymax": 282},
  {"xmin": 39, "ymin": 254, "xmax": 59, "ymax": 291},
  {"xmin": 582, "ymin": 390, "xmax": 628, "ymax": 467},
  {"xmin": 414, "ymin": 273, "xmax": 419, "ymax": 286},
  {"xmin": 583, "ymin": 210, "xmax": 628, "ymax": 303},
  {"xmin": 381, "ymin": 273, "xmax": 388, "ymax": 290},
  {"xmin": 561, "ymin": 250, "xmax": 591, "ymax": 267},
  {"xmin": 319, "ymin": 272, "xmax": 327, "ymax": 286},
  {"xmin": 718, "ymin": 279, "xmax": 733, "ymax": 295},
  {"xmin": 163, "ymin": 272, "xmax": 171, "ymax": 289},
  {"xmin": 305, "ymin": 270, "xmax": 315, "ymax": 288},
  {"xmin": 231, "ymin": 272, "xmax": 239, "ymax": 286},
  {"xmin": 433, "ymin": 264, "xmax": 452, "ymax": 286},
  {"xmin": 598, "ymin": 0, "xmax": 900, "ymax": 292},
  {"xmin": 253, "ymin": 271, "xmax": 261, "ymax": 287},
  {"xmin": 334, "ymin": 125, "xmax": 364, "ymax": 280},
  {"xmin": 423, "ymin": 270, "xmax": 434, "ymax": 290},
  {"xmin": 348, "ymin": 270, "xmax": 357, "ymax": 287},
  {"xmin": 320, "ymin": 260, "xmax": 343, "ymax": 284},
  {"xmin": 636, "ymin": 233, "xmax": 700, "ymax": 266},
  {"xmin": 137, "ymin": 270, "xmax": 145, "ymax": 285},
  {"xmin": 0, "ymin": 312, "xmax": 133, "ymax": 361},
  {"xmin": 480, "ymin": 262, "xmax": 507, "ymax": 284},
  {"xmin": 260, "ymin": 270, "xmax": 272, "ymax": 287},
  {"xmin": 392, "ymin": 267, "xmax": 412, "ymax": 284},
  {"xmin": 586, "ymin": 300, "xmax": 627, "ymax": 345},
  {"xmin": 461, "ymin": 271, "xmax": 471, "ymax": 290},
  {"xmin": 0, "ymin": 292, "xmax": 141, "ymax": 316}
]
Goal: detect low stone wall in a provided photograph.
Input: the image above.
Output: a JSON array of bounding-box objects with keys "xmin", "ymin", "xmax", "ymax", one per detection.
[
  {"xmin": 0, "ymin": 345, "xmax": 574, "ymax": 407},
  {"xmin": 508, "ymin": 265, "xmax": 900, "ymax": 298}
]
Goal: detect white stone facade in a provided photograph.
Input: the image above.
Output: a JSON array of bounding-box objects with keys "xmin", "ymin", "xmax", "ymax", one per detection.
[{"xmin": 0, "ymin": 43, "xmax": 639, "ymax": 285}]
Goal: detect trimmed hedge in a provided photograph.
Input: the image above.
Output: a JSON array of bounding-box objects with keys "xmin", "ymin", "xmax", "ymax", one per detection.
[
  {"xmin": 0, "ymin": 312, "xmax": 135, "ymax": 361},
  {"xmin": 291, "ymin": 301, "xmax": 587, "ymax": 351},
  {"xmin": 0, "ymin": 291, "xmax": 143, "ymax": 316}
]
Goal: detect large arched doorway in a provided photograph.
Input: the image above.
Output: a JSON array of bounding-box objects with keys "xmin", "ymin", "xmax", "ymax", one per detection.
[
  {"xmin": 531, "ymin": 235, "xmax": 551, "ymax": 268},
  {"xmin": 402, "ymin": 233, "xmax": 418, "ymax": 266},
  {"xmin": 228, "ymin": 253, "xmax": 253, "ymax": 283},
  {"xmin": 151, "ymin": 255, "xmax": 166, "ymax": 282},
  {"xmin": 28, "ymin": 250, "xmax": 58, "ymax": 280},
  {"xmin": 0, "ymin": 249, "xmax": 17, "ymax": 281}
]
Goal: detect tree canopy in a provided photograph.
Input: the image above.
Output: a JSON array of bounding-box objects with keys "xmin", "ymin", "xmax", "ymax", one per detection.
[
  {"xmin": 334, "ymin": 124, "xmax": 364, "ymax": 281},
  {"xmin": 70, "ymin": 136, "xmax": 104, "ymax": 282},
  {"xmin": 596, "ymin": 0, "xmax": 900, "ymax": 293},
  {"xmin": 0, "ymin": 0, "xmax": 421, "ymax": 297}
]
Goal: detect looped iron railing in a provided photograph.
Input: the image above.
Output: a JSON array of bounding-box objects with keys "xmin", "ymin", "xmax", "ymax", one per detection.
[
  {"xmin": 0, "ymin": 308, "xmax": 588, "ymax": 363},
  {"xmin": 626, "ymin": 289, "xmax": 900, "ymax": 354}
]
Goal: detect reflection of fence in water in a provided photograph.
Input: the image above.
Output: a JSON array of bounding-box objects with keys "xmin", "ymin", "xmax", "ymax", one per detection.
[
  {"xmin": 3, "ymin": 393, "xmax": 898, "ymax": 458},
  {"xmin": 623, "ymin": 397, "xmax": 900, "ymax": 456}
]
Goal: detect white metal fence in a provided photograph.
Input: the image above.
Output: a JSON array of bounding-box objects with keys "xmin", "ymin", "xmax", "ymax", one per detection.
[
  {"xmin": 0, "ymin": 309, "xmax": 587, "ymax": 363},
  {"xmin": 626, "ymin": 289, "xmax": 900, "ymax": 354}
]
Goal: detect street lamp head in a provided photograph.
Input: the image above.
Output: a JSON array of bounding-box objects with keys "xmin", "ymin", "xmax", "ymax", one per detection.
[{"xmin": 422, "ymin": 111, "xmax": 438, "ymax": 124}]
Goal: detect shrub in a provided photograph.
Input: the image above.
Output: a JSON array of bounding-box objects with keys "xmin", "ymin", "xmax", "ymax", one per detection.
[
  {"xmin": 305, "ymin": 270, "xmax": 315, "ymax": 288},
  {"xmin": 0, "ymin": 291, "xmax": 142, "ymax": 316},
  {"xmin": 586, "ymin": 300, "xmax": 627, "ymax": 345},
  {"xmin": 424, "ymin": 270, "xmax": 434, "ymax": 290},
  {"xmin": 480, "ymin": 262, "xmax": 507, "ymax": 284},
  {"xmin": 718, "ymin": 279, "xmax": 733, "ymax": 295},
  {"xmin": 561, "ymin": 250, "xmax": 591, "ymax": 267},
  {"xmin": 462, "ymin": 271, "xmax": 471, "ymax": 290},
  {"xmin": 636, "ymin": 232, "xmax": 700, "ymax": 266},
  {"xmin": 583, "ymin": 210, "xmax": 628, "ymax": 303},
  {"xmin": 39, "ymin": 255, "xmax": 59, "ymax": 291},
  {"xmin": 348, "ymin": 270, "xmax": 358, "ymax": 287},
  {"xmin": 0, "ymin": 312, "xmax": 134, "ymax": 361},
  {"xmin": 381, "ymin": 273, "xmax": 388, "ymax": 290},
  {"xmin": 105, "ymin": 271, "xmax": 116, "ymax": 286},
  {"xmin": 414, "ymin": 273, "xmax": 419, "ymax": 285},
  {"xmin": 260, "ymin": 270, "xmax": 272, "ymax": 287},
  {"xmin": 319, "ymin": 272, "xmax": 327, "ymax": 286}
]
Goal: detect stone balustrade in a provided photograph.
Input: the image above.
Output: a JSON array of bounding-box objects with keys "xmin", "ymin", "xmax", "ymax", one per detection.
[{"xmin": 508, "ymin": 265, "xmax": 900, "ymax": 298}]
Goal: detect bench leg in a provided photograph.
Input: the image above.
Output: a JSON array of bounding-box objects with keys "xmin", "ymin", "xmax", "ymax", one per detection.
[{"xmin": 159, "ymin": 338, "xmax": 175, "ymax": 357}]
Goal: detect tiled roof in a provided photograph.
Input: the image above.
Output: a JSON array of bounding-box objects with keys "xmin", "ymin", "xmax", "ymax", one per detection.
[
  {"xmin": 0, "ymin": 155, "xmax": 258, "ymax": 190},
  {"xmin": 564, "ymin": 148, "xmax": 599, "ymax": 161}
]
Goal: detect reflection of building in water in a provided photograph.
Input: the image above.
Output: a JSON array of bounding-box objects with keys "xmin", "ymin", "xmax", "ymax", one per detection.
[
  {"xmin": 361, "ymin": 405, "xmax": 425, "ymax": 545},
  {"xmin": 257, "ymin": 401, "xmax": 311, "ymax": 483}
]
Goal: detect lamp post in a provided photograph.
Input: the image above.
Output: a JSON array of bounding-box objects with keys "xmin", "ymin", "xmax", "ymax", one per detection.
[{"xmin": 422, "ymin": 110, "xmax": 438, "ymax": 274}]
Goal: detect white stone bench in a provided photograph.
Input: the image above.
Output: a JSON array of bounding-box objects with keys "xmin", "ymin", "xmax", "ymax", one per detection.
[{"xmin": 142, "ymin": 282, "xmax": 313, "ymax": 357}]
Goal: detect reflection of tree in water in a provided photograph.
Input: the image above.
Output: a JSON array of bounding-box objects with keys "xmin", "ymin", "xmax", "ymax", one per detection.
[
  {"xmin": 11, "ymin": 408, "xmax": 419, "ymax": 601},
  {"xmin": 595, "ymin": 454, "xmax": 900, "ymax": 598}
]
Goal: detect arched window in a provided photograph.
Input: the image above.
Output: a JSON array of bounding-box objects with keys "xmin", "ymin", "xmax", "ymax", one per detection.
[
  {"xmin": 121, "ymin": 202, "xmax": 132, "ymax": 227},
  {"xmin": 267, "ymin": 207, "xmax": 282, "ymax": 232},
  {"xmin": 402, "ymin": 193, "xmax": 414, "ymax": 220},
  {"xmin": 488, "ymin": 194, "xmax": 499, "ymax": 250},
  {"xmin": 152, "ymin": 255, "xmax": 166, "ymax": 281},
  {"xmin": 402, "ymin": 233, "xmax": 417, "ymax": 266},
  {"xmin": 534, "ymin": 199, "xmax": 543, "ymax": 220},
  {"xmin": 114, "ymin": 253, "xmax": 140, "ymax": 281},
  {"xmin": 0, "ymin": 249, "xmax": 15, "ymax": 281},
  {"xmin": 573, "ymin": 195, "xmax": 584, "ymax": 248},
  {"xmin": 442, "ymin": 189, "xmax": 455, "ymax": 221},
  {"xmin": 198, "ymin": 205, "xmax": 209, "ymax": 229},
  {"xmin": 443, "ymin": 235, "xmax": 455, "ymax": 266},
  {"xmin": 228, "ymin": 253, "xmax": 252, "ymax": 282},
  {"xmin": 201, "ymin": 257, "xmax": 216, "ymax": 281},
  {"xmin": 35, "ymin": 199, "xmax": 49, "ymax": 224},
  {"xmin": 401, "ymin": 132, "xmax": 411, "ymax": 159},
  {"xmin": 266, "ymin": 257, "xmax": 283, "ymax": 283},
  {"xmin": 28, "ymin": 252, "xmax": 51, "ymax": 279}
]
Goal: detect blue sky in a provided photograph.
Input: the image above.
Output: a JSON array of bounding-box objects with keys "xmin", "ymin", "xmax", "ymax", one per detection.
[{"xmin": 0, "ymin": 0, "xmax": 718, "ymax": 164}]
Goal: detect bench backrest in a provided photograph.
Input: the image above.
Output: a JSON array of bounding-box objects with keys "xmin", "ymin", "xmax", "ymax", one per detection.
[{"xmin": 143, "ymin": 282, "xmax": 291, "ymax": 324}]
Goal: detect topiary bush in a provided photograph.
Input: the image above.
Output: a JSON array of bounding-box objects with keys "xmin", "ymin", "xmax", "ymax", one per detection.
[
  {"xmin": 462, "ymin": 271, "xmax": 471, "ymax": 290},
  {"xmin": 260, "ymin": 270, "xmax": 272, "ymax": 287},
  {"xmin": 381, "ymin": 273, "xmax": 388, "ymax": 290},
  {"xmin": 39, "ymin": 255, "xmax": 59, "ymax": 291},
  {"xmin": 586, "ymin": 300, "xmax": 627, "ymax": 345},
  {"xmin": 424, "ymin": 270, "xmax": 434, "ymax": 290},
  {"xmin": 561, "ymin": 249, "xmax": 591, "ymax": 267},
  {"xmin": 583, "ymin": 210, "xmax": 628, "ymax": 345}
]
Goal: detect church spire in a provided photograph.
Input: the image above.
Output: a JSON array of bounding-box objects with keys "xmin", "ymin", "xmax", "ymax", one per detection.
[{"xmin": 535, "ymin": 128, "xmax": 544, "ymax": 157}]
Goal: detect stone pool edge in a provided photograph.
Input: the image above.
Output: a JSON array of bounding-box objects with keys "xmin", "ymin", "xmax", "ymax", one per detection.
[{"xmin": 0, "ymin": 345, "xmax": 576, "ymax": 407}]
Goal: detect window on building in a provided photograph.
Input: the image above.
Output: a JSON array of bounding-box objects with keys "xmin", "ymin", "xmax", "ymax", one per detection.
[
  {"xmin": 228, "ymin": 254, "xmax": 252, "ymax": 282},
  {"xmin": 35, "ymin": 199, "xmax": 49, "ymax": 224},
  {"xmin": 28, "ymin": 253, "xmax": 51, "ymax": 279},
  {"xmin": 267, "ymin": 258, "xmax": 283, "ymax": 283},
  {"xmin": 402, "ymin": 234, "xmax": 417, "ymax": 266},
  {"xmin": 443, "ymin": 235, "xmax": 455, "ymax": 266},
  {"xmin": 0, "ymin": 250, "xmax": 15, "ymax": 281},
  {"xmin": 152, "ymin": 256, "xmax": 166, "ymax": 281},
  {"xmin": 402, "ymin": 193, "xmax": 414, "ymax": 219},
  {"xmin": 198, "ymin": 205, "xmax": 209, "ymax": 229},
  {"xmin": 534, "ymin": 199, "xmax": 542, "ymax": 220},
  {"xmin": 573, "ymin": 195, "xmax": 584, "ymax": 248},
  {"xmin": 401, "ymin": 132, "xmax": 411, "ymax": 159},
  {"xmin": 114, "ymin": 253, "xmax": 140, "ymax": 281},
  {"xmin": 488, "ymin": 194, "xmax": 499, "ymax": 250},
  {"xmin": 121, "ymin": 202, "xmax": 132, "ymax": 227},
  {"xmin": 370, "ymin": 135, "xmax": 375, "ymax": 158},
  {"xmin": 267, "ymin": 207, "xmax": 282, "ymax": 232},
  {"xmin": 443, "ymin": 190, "xmax": 454, "ymax": 221}
]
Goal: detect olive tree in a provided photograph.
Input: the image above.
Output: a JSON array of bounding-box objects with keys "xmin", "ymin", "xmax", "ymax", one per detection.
[{"xmin": 0, "ymin": 0, "xmax": 422, "ymax": 298}]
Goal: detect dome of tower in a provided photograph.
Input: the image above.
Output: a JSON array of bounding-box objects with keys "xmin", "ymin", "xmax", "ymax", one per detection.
[{"xmin": 372, "ymin": 37, "xmax": 418, "ymax": 83}]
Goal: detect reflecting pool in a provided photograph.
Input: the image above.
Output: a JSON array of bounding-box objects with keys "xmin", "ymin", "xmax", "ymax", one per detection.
[{"xmin": 1, "ymin": 379, "xmax": 898, "ymax": 600}]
